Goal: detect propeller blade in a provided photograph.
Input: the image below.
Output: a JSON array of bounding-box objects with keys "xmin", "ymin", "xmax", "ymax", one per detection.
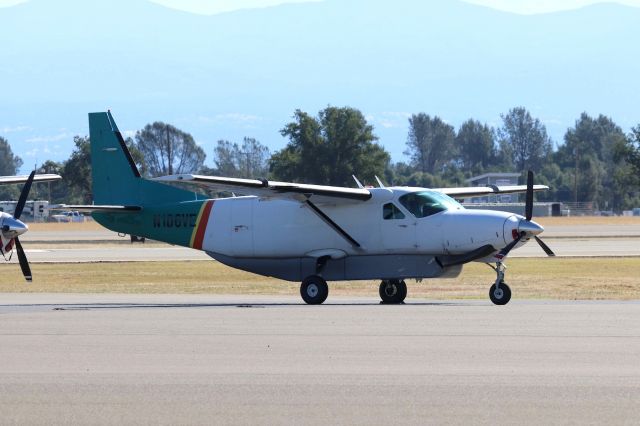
[
  {"xmin": 14, "ymin": 170, "xmax": 36, "ymax": 220},
  {"xmin": 15, "ymin": 238, "xmax": 32, "ymax": 282},
  {"xmin": 535, "ymin": 236, "xmax": 556, "ymax": 257},
  {"xmin": 497, "ymin": 232, "xmax": 523, "ymax": 259},
  {"xmin": 525, "ymin": 170, "xmax": 533, "ymax": 221}
]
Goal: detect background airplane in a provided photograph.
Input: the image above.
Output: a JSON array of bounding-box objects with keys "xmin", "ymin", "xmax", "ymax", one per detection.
[
  {"xmin": 1, "ymin": 172, "xmax": 62, "ymax": 281},
  {"xmin": 61, "ymin": 111, "xmax": 554, "ymax": 305}
]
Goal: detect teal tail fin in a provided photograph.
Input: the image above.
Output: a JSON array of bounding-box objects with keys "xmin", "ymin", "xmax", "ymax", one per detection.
[{"xmin": 89, "ymin": 111, "xmax": 203, "ymax": 206}]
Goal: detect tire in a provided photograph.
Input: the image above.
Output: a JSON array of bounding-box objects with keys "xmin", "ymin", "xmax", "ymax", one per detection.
[
  {"xmin": 489, "ymin": 282, "xmax": 511, "ymax": 305},
  {"xmin": 300, "ymin": 275, "xmax": 329, "ymax": 305},
  {"xmin": 379, "ymin": 279, "xmax": 407, "ymax": 304}
]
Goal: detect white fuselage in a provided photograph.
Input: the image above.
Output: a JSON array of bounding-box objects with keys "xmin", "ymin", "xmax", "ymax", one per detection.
[{"xmin": 195, "ymin": 187, "xmax": 524, "ymax": 260}]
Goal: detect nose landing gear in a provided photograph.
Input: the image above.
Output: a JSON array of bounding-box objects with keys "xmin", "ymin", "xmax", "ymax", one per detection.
[{"xmin": 487, "ymin": 262, "xmax": 512, "ymax": 305}]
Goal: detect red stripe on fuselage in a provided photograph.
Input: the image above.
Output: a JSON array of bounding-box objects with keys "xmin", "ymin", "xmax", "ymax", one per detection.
[{"xmin": 192, "ymin": 201, "xmax": 214, "ymax": 250}]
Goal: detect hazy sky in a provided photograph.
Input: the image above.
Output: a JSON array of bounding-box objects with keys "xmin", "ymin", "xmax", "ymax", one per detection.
[
  {"xmin": 1, "ymin": 0, "xmax": 640, "ymax": 14},
  {"xmin": 464, "ymin": 0, "xmax": 640, "ymax": 14}
]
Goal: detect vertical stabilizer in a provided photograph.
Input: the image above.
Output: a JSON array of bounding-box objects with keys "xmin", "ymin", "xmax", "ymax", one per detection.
[{"xmin": 89, "ymin": 111, "xmax": 203, "ymax": 206}]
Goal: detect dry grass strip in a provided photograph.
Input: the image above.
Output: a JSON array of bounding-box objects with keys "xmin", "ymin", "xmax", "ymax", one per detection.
[{"xmin": 1, "ymin": 257, "xmax": 639, "ymax": 300}]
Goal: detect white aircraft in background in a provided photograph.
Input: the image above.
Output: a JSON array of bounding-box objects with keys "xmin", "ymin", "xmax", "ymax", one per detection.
[
  {"xmin": 63, "ymin": 111, "xmax": 555, "ymax": 305},
  {"xmin": 1, "ymin": 172, "xmax": 62, "ymax": 281}
]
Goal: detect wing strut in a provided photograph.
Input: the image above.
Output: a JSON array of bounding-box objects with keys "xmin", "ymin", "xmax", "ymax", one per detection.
[{"xmin": 305, "ymin": 200, "xmax": 361, "ymax": 248}]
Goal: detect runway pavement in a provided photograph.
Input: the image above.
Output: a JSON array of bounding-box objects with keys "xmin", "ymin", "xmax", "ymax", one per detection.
[{"xmin": 1, "ymin": 294, "xmax": 639, "ymax": 425}]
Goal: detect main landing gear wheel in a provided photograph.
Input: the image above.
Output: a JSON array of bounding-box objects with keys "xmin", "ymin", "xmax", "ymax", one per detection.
[
  {"xmin": 300, "ymin": 275, "xmax": 329, "ymax": 305},
  {"xmin": 379, "ymin": 279, "xmax": 407, "ymax": 304},
  {"xmin": 489, "ymin": 282, "xmax": 511, "ymax": 305}
]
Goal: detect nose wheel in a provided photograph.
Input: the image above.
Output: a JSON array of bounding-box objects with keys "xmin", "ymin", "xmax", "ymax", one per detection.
[
  {"xmin": 379, "ymin": 279, "xmax": 407, "ymax": 304},
  {"xmin": 488, "ymin": 262, "xmax": 512, "ymax": 305},
  {"xmin": 489, "ymin": 281, "xmax": 511, "ymax": 305}
]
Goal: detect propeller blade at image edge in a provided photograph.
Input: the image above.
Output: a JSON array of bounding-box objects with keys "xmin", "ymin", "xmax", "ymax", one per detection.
[
  {"xmin": 15, "ymin": 238, "xmax": 32, "ymax": 282},
  {"xmin": 14, "ymin": 170, "xmax": 36, "ymax": 220}
]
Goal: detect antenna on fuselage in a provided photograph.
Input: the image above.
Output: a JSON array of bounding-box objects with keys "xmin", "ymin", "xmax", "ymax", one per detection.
[
  {"xmin": 374, "ymin": 176, "xmax": 385, "ymax": 188},
  {"xmin": 352, "ymin": 175, "xmax": 364, "ymax": 189}
]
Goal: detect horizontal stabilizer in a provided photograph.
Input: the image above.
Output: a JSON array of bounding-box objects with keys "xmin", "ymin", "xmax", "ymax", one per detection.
[
  {"xmin": 0, "ymin": 174, "xmax": 62, "ymax": 186},
  {"xmin": 50, "ymin": 204, "xmax": 142, "ymax": 213}
]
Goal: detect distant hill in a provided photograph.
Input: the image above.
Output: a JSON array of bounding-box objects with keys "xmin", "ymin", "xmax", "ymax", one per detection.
[{"xmin": 1, "ymin": 0, "xmax": 639, "ymax": 168}]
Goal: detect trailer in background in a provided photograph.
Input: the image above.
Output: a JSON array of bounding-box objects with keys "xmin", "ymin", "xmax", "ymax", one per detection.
[{"xmin": 0, "ymin": 200, "xmax": 50, "ymax": 222}]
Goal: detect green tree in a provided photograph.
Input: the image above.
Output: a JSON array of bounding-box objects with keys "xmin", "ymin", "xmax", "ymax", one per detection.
[
  {"xmin": 625, "ymin": 126, "xmax": 640, "ymax": 175},
  {"xmin": 33, "ymin": 160, "xmax": 67, "ymax": 203},
  {"xmin": 62, "ymin": 136, "xmax": 92, "ymax": 204},
  {"xmin": 271, "ymin": 107, "xmax": 390, "ymax": 186},
  {"xmin": 0, "ymin": 136, "xmax": 23, "ymax": 176},
  {"xmin": 455, "ymin": 119, "xmax": 496, "ymax": 174},
  {"xmin": 213, "ymin": 137, "xmax": 270, "ymax": 178},
  {"xmin": 404, "ymin": 114, "xmax": 456, "ymax": 174},
  {"xmin": 497, "ymin": 107, "xmax": 552, "ymax": 173},
  {"xmin": 555, "ymin": 113, "xmax": 629, "ymax": 209},
  {"xmin": 135, "ymin": 122, "xmax": 205, "ymax": 177},
  {"xmin": 0, "ymin": 136, "xmax": 23, "ymax": 200}
]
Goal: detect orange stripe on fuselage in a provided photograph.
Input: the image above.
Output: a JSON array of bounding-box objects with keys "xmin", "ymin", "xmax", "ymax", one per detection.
[{"xmin": 190, "ymin": 200, "xmax": 214, "ymax": 250}]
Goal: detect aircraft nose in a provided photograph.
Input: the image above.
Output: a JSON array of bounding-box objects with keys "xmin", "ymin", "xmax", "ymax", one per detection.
[
  {"xmin": 518, "ymin": 219, "xmax": 544, "ymax": 236},
  {"xmin": 1, "ymin": 217, "xmax": 28, "ymax": 238}
]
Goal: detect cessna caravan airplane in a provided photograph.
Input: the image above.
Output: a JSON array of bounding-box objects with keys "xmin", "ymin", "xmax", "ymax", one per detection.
[
  {"xmin": 1, "ymin": 172, "xmax": 62, "ymax": 281},
  {"xmin": 62, "ymin": 111, "xmax": 554, "ymax": 305}
]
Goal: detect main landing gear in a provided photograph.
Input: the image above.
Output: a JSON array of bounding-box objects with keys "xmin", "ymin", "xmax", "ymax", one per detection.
[
  {"xmin": 298, "ymin": 276, "xmax": 409, "ymax": 305},
  {"xmin": 379, "ymin": 279, "xmax": 407, "ymax": 304},
  {"xmin": 488, "ymin": 262, "xmax": 512, "ymax": 305},
  {"xmin": 300, "ymin": 275, "xmax": 329, "ymax": 305}
]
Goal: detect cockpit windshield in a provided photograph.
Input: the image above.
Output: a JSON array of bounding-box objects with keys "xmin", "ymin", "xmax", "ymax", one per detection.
[{"xmin": 398, "ymin": 191, "xmax": 463, "ymax": 218}]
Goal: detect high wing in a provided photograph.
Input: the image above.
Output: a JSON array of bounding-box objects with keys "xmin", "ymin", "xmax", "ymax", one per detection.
[
  {"xmin": 0, "ymin": 174, "xmax": 62, "ymax": 185},
  {"xmin": 154, "ymin": 174, "xmax": 372, "ymax": 204},
  {"xmin": 434, "ymin": 184, "xmax": 549, "ymax": 199}
]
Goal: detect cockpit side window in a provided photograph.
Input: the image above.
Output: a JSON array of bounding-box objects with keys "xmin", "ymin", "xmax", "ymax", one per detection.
[
  {"xmin": 383, "ymin": 203, "xmax": 405, "ymax": 220},
  {"xmin": 399, "ymin": 191, "xmax": 461, "ymax": 218}
]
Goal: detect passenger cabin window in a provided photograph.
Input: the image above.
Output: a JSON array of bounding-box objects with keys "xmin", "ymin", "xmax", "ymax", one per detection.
[
  {"xmin": 399, "ymin": 191, "xmax": 462, "ymax": 218},
  {"xmin": 383, "ymin": 203, "xmax": 405, "ymax": 220}
]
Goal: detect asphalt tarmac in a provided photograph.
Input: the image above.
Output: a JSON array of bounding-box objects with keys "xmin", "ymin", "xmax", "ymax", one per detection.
[{"xmin": 1, "ymin": 294, "xmax": 639, "ymax": 425}]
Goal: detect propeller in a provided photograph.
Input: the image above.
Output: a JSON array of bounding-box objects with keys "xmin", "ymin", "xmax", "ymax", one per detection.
[
  {"xmin": 1, "ymin": 171, "xmax": 35, "ymax": 281},
  {"xmin": 14, "ymin": 170, "xmax": 34, "ymax": 220},
  {"xmin": 15, "ymin": 238, "xmax": 31, "ymax": 282},
  {"xmin": 498, "ymin": 170, "xmax": 555, "ymax": 259}
]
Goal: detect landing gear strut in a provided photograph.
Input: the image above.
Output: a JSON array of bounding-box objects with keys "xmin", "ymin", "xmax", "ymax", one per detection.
[
  {"xmin": 379, "ymin": 279, "xmax": 407, "ymax": 304},
  {"xmin": 300, "ymin": 275, "xmax": 329, "ymax": 305},
  {"xmin": 488, "ymin": 262, "xmax": 511, "ymax": 305}
]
